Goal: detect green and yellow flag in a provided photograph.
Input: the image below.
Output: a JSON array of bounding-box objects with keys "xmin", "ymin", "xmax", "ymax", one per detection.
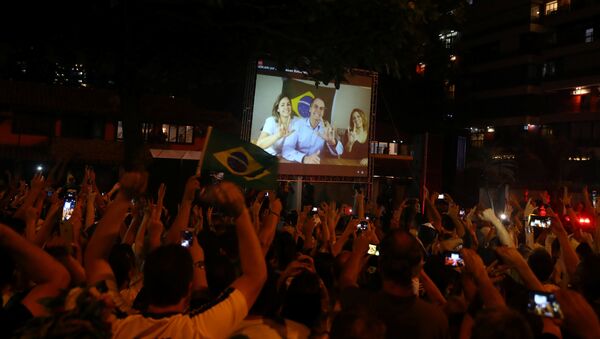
[{"xmin": 202, "ymin": 129, "xmax": 278, "ymax": 190}]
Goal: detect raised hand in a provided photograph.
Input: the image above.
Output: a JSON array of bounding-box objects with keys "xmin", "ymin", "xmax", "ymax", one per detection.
[
  {"xmin": 523, "ymin": 198, "xmax": 536, "ymax": 217},
  {"xmin": 205, "ymin": 182, "xmax": 246, "ymax": 218},
  {"xmin": 182, "ymin": 175, "xmax": 200, "ymax": 202},
  {"xmin": 562, "ymin": 187, "xmax": 572, "ymax": 207},
  {"xmin": 347, "ymin": 127, "xmax": 357, "ymax": 144},
  {"xmin": 277, "ymin": 123, "xmax": 294, "ymax": 139},
  {"xmin": 480, "ymin": 208, "xmax": 500, "ymax": 223},
  {"xmin": 30, "ymin": 173, "xmax": 46, "ymax": 192},
  {"xmin": 320, "ymin": 122, "xmax": 337, "ymax": 146},
  {"xmin": 118, "ymin": 172, "xmax": 148, "ymax": 200}
]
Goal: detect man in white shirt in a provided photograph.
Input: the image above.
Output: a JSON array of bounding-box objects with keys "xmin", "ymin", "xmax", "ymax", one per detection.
[{"xmin": 84, "ymin": 173, "xmax": 266, "ymax": 339}]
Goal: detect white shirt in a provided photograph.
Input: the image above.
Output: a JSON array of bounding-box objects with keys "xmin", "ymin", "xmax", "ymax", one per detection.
[{"xmin": 111, "ymin": 288, "xmax": 247, "ymax": 339}]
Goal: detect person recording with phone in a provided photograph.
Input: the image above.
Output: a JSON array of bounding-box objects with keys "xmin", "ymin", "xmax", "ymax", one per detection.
[{"xmin": 282, "ymin": 97, "xmax": 343, "ymax": 164}]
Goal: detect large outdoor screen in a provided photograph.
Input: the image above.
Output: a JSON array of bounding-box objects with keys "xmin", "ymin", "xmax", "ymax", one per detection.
[{"xmin": 249, "ymin": 62, "xmax": 375, "ymax": 177}]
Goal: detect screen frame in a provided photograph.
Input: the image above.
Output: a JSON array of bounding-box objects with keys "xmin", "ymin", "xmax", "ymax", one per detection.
[{"xmin": 242, "ymin": 59, "xmax": 377, "ymax": 185}]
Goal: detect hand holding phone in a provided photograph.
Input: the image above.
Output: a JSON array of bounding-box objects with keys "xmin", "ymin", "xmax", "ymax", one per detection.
[
  {"xmin": 180, "ymin": 230, "xmax": 194, "ymax": 248},
  {"xmin": 62, "ymin": 193, "xmax": 76, "ymax": 222},
  {"xmin": 528, "ymin": 215, "xmax": 551, "ymax": 228},
  {"xmin": 444, "ymin": 252, "xmax": 464, "ymax": 267},
  {"xmin": 528, "ymin": 291, "xmax": 563, "ymax": 319},
  {"xmin": 356, "ymin": 220, "xmax": 369, "ymax": 234}
]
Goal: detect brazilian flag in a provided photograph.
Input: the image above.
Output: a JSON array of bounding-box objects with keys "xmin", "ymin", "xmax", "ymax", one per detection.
[{"xmin": 203, "ymin": 129, "xmax": 278, "ymax": 190}]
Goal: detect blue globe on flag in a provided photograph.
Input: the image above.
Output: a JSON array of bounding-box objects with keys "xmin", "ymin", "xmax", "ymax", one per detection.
[{"xmin": 291, "ymin": 91, "xmax": 315, "ymax": 118}]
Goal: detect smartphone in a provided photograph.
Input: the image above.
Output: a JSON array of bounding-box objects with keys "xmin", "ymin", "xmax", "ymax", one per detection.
[
  {"xmin": 528, "ymin": 215, "xmax": 551, "ymax": 228},
  {"xmin": 265, "ymin": 192, "xmax": 270, "ymax": 197},
  {"xmin": 62, "ymin": 193, "xmax": 76, "ymax": 222},
  {"xmin": 310, "ymin": 206, "xmax": 318, "ymax": 216},
  {"xmin": 527, "ymin": 291, "xmax": 563, "ymax": 319},
  {"xmin": 180, "ymin": 230, "xmax": 194, "ymax": 248},
  {"xmin": 438, "ymin": 194, "xmax": 445, "ymax": 200},
  {"xmin": 357, "ymin": 220, "xmax": 369, "ymax": 233},
  {"xmin": 367, "ymin": 244, "xmax": 379, "ymax": 256},
  {"xmin": 459, "ymin": 209, "xmax": 465, "ymax": 217},
  {"xmin": 444, "ymin": 252, "xmax": 464, "ymax": 267}
]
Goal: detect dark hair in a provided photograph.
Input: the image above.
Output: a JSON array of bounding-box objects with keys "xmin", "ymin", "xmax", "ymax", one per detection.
[
  {"xmin": 472, "ymin": 307, "xmax": 533, "ymax": 339},
  {"xmin": 527, "ymin": 248, "xmax": 554, "ymax": 283},
  {"xmin": 109, "ymin": 244, "xmax": 136, "ymax": 289},
  {"xmin": 281, "ymin": 271, "xmax": 323, "ymax": 328},
  {"xmin": 378, "ymin": 230, "xmax": 423, "ymax": 286},
  {"xmin": 143, "ymin": 245, "xmax": 193, "ymax": 307}
]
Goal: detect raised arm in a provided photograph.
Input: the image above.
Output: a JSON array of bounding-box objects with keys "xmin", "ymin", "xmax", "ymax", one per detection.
[
  {"xmin": 258, "ymin": 195, "xmax": 281, "ymax": 256},
  {"xmin": 85, "ymin": 172, "xmax": 146, "ymax": 286},
  {"xmin": 0, "ymin": 223, "xmax": 70, "ymax": 316},
  {"xmin": 208, "ymin": 182, "xmax": 267, "ymax": 307},
  {"xmin": 480, "ymin": 208, "xmax": 514, "ymax": 247},
  {"xmin": 340, "ymin": 230, "xmax": 371, "ymax": 288},
  {"xmin": 167, "ymin": 177, "xmax": 197, "ymax": 244},
  {"xmin": 547, "ymin": 210, "xmax": 580, "ymax": 278}
]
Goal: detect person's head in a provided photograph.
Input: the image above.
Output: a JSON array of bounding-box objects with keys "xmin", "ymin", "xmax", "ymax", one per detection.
[
  {"xmin": 472, "ymin": 307, "xmax": 534, "ymax": 339},
  {"xmin": 379, "ymin": 230, "xmax": 423, "ymax": 287},
  {"xmin": 271, "ymin": 94, "xmax": 292, "ymax": 122},
  {"xmin": 143, "ymin": 245, "xmax": 193, "ymax": 308},
  {"xmin": 309, "ymin": 97, "xmax": 326, "ymax": 126},
  {"xmin": 281, "ymin": 270, "xmax": 323, "ymax": 328},
  {"xmin": 527, "ymin": 248, "xmax": 554, "ymax": 283},
  {"xmin": 349, "ymin": 109, "xmax": 368, "ymax": 131}
]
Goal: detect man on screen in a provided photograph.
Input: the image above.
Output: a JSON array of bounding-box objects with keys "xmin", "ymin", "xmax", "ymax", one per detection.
[{"xmin": 282, "ymin": 97, "xmax": 343, "ymax": 164}]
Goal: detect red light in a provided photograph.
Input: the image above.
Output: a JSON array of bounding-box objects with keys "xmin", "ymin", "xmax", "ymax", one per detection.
[
  {"xmin": 565, "ymin": 216, "xmax": 570, "ymax": 222},
  {"xmin": 578, "ymin": 217, "xmax": 591, "ymax": 224}
]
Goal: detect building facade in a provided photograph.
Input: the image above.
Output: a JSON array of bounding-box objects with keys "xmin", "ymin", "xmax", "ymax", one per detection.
[{"xmin": 459, "ymin": 0, "xmax": 600, "ymax": 188}]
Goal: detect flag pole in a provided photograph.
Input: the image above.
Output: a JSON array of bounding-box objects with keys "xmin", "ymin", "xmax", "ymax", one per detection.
[{"xmin": 196, "ymin": 126, "xmax": 213, "ymax": 176}]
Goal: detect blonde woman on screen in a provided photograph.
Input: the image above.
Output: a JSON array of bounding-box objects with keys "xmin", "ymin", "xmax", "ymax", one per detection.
[
  {"xmin": 256, "ymin": 94, "xmax": 296, "ymax": 156},
  {"xmin": 344, "ymin": 108, "xmax": 369, "ymax": 166}
]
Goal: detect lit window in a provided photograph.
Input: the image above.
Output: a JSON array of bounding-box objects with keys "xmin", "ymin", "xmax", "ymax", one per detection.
[
  {"xmin": 164, "ymin": 124, "xmax": 194, "ymax": 144},
  {"xmin": 545, "ymin": 1, "xmax": 558, "ymax": 15},
  {"xmin": 531, "ymin": 5, "xmax": 540, "ymax": 19},
  {"xmin": 585, "ymin": 28, "xmax": 594, "ymax": 43},
  {"xmin": 116, "ymin": 122, "xmax": 194, "ymax": 144},
  {"xmin": 117, "ymin": 121, "xmax": 124, "ymax": 140},
  {"xmin": 439, "ymin": 30, "xmax": 459, "ymax": 48}
]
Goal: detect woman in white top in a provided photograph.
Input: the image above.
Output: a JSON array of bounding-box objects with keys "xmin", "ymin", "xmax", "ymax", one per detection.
[{"xmin": 256, "ymin": 94, "xmax": 296, "ymax": 156}]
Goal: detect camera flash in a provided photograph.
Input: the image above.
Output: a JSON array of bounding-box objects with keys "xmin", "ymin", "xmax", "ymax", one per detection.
[
  {"xmin": 36, "ymin": 165, "xmax": 43, "ymax": 172},
  {"xmin": 500, "ymin": 213, "xmax": 507, "ymax": 220}
]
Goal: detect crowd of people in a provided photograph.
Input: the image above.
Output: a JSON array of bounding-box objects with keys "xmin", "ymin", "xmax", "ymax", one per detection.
[
  {"xmin": 255, "ymin": 94, "xmax": 369, "ymax": 165},
  {"xmin": 1, "ymin": 163, "xmax": 600, "ymax": 339}
]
